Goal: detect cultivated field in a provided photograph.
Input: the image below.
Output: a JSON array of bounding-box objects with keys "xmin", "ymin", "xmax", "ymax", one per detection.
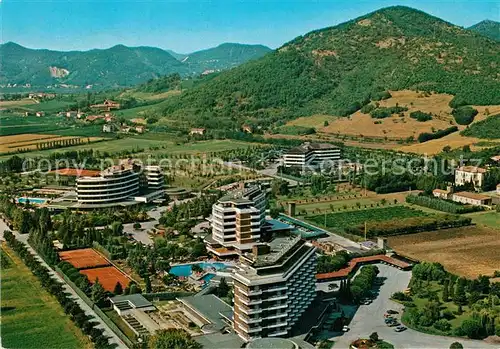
[
  {"xmin": 0, "ymin": 98, "xmax": 37, "ymax": 107},
  {"xmin": 0, "ymin": 137, "xmax": 259, "ymax": 160},
  {"xmin": 397, "ymin": 131, "xmax": 500, "ymax": 155},
  {"xmin": 388, "ymin": 226, "xmax": 500, "ymax": 278},
  {"xmin": 0, "ymin": 133, "xmax": 104, "ymax": 154},
  {"xmin": 1, "ymin": 245, "xmax": 91, "ymax": 349},
  {"xmin": 307, "ymin": 206, "xmax": 426, "ymax": 231}
]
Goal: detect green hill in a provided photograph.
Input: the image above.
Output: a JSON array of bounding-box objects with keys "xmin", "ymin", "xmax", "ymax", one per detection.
[
  {"xmin": 468, "ymin": 20, "xmax": 500, "ymax": 42},
  {"xmin": 182, "ymin": 43, "xmax": 272, "ymax": 72},
  {"xmin": 0, "ymin": 42, "xmax": 271, "ymax": 88},
  {"xmin": 160, "ymin": 6, "xmax": 500, "ymax": 130}
]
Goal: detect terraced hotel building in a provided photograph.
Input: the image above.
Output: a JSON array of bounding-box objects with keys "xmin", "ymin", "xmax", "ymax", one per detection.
[
  {"xmin": 232, "ymin": 236, "xmax": 317, "ymax": 341},
  {"xmin": 207, "ymin": 185, "xmax": 267, "ymax": 256}
]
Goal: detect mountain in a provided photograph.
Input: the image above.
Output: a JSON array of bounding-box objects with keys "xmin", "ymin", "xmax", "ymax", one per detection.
[
  {"xmin": 0, "ymin": 42, "xmax": 272, "ymax": 88},
  {"xmin": 181, "ymin": 43, "xmax": 272, "ymax": 72},
  {"xmin": 160, "ymin": 6, "xmax": 500, "ymax": 130},
  {"xmin": 468, "ymin": 20, "xmax": 500, "ymax": 41}
]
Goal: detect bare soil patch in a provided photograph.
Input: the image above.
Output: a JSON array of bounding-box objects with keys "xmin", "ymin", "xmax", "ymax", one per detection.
[{"xmin": 388, "ymin": 226, "xmax": 500, "ymax": 278}]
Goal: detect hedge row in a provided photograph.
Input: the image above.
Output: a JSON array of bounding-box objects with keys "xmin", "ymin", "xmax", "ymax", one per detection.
[
  {"xmin": 3, "ymin": 230, "xmax": 114, "ymax": 349},
  {"xmin": 406, "ymin": 195, "xmax": 484, "ymax": 214},
  {"xmin": 418, "ymin": 126, "xmax": 458, "ymax": 143}
]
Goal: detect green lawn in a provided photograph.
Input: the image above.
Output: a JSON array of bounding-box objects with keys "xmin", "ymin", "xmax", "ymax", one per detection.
[
  {"xmin": 307, "ymin": 206, "xmax": 426, "ymax": 231},
  {"xmin": 466, "ymin": 211, "xmax": 500, "ymax": 229},
  {"xmin": 1, "ymin": 246, "xmax": 91, "ymax": 349}
]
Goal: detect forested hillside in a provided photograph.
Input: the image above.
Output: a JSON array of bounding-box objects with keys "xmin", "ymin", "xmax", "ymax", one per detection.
[
  {"xmin": 0, "ymin": 43, "xmax": 271, "ymax": 88},
  {"xmin": 160, "ymin": 6, "xmax": 500, "ymax": 129},
  {"xmin": 468, "ymin": 20, "xmax": 500, "ymax": 42}
]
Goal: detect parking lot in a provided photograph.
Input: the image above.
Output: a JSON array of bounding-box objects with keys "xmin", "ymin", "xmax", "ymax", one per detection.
[{"xmin": 329, "ymin": 264, "xmax": 497, "ymax": 349}]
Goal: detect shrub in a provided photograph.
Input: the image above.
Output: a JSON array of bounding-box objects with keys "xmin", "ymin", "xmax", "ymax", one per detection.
[
  {"xmin": 361, "ymin": 104, "xmax": 375, "ymax": 114},
  {"xmin": 410, "ymin": 111, "xmax": 433, "ymax": 122},
  {"xmin": 452, "ymin": 107, "xmax": 478, "ymax": 125},
  {"xmin": 392, "ymin": 291, "xmax": 412, "ymax": 302},
  {"xmin": 434, "ymin": 319, "xmax": 451, "ymax": 332}
]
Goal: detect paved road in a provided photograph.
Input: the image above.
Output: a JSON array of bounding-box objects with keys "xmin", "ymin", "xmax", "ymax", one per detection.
[
  {"xmin": 124, "ymin": 197, "xmax": 199, "ymax": 245},
  {"xmin": 330, "ymin": 264, "xmax": 497, "ymax": 349},
  {"xmin": 0, "ymin": 220, "xmax": 128, "ymax": 348}
]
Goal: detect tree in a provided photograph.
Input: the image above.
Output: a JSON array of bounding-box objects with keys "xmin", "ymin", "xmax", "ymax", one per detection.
[
  {"xmin": 149, "ymin": 329, "xmax": 202, "ymax": 349},
  {"xmin": 113, "ymin": 282, "xmax": 123, "ymax": 295},
  {"xmin": 442, "ymin": 279, "xmax": 450, "ymax": 302},
  {"xmin": 449, "ymin": 342, "xmax": 463, "ymax": 349},
  {"xmin": 369, "ymin": 332, "xmax": 379, "ymax": 342},
  {"xmin": 91, "ymin": 278, "xmax": 106, "ymax": 304},
  {"xmin": 454, "ymin": 278, "xmax": 467, "ymax": 305},
  {"xmin": 216, "ymin": 277, "xmax": 230, "ymax": 298},
  {"xmin": 133, "ymin": 222, "xmax": 141, "ymax": 230}
]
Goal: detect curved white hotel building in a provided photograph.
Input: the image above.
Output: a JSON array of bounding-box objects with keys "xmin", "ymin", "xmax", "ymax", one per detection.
[{"xmin": 76, "ymin": 165, "xmax": 140, "ymax": 205}]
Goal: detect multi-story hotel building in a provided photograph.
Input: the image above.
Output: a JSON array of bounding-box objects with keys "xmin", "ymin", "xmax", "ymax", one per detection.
[
  {"xmin": 76, "ymin": 165, "xmax": 140, "ymax": 206},
  {"xmin": 283, "ymin": 142, "xmax": 341, "ymax": 169},
  {"xmin": 232, "ymin": 236, "xmax": 317, "ymax": 341},
  {"xmin": 76, "ymin": 163, "xmax": 165, "ymax": 207},
  {"xmin": 207, "ymin": 185, "xmax": 267, "ymax": 257}
]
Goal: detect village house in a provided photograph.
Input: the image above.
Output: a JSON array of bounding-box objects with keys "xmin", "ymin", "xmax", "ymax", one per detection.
[
  {"xmin": 66, "ymin": 111, "xmax": 78, "ymax": 118},
  {"xmin": 242, "ymin": 125, "xmax": 253, "ymax": 133},
  {"xmin": 190, "ymin": 128, "xmax": 206, "ymax": 136},
  {"xmin": 432, "ymin": 186, "xmax": 453, "ymax": 200},
  {"xmin": 102, "ymin": 124, "xmax": 118, "ymax": 133},
  {"xmin": 35, "ymin": 111, "xmax": 45, "ymax": 117},
  {"xmin": 104, "ymin": 115, "xmax": 115, "ymax": 123},
  {"xmin": 452, "ymin": 191, "xmax": 492, "ymax": 207},
  {"xmin": 29, "ymin": 92, "xmax": 56, "ymax": 100},
  {"xmin": 454, "ymin": 166, "xmax": 487, "ymax": 188},
  {"xmin": 135, "ymin": 125, "xmax": 145, "ymax": 133},
  {"xmin": 86, "ymin": 115, "xmax": 105, "ymax": 122},
  {"xmin": 90, "ymin": 99, "xmax": 121, "ymax": 112}
]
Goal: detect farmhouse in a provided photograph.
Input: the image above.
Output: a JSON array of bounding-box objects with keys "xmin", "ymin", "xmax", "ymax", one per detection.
[
  {"xmin": 35, "ymin": 111, "xmax": 45, "ymax": 117},
  {"xmin": 90, "ymin": 99, "xmax": 121, "ymax": 112},
  {"xmin": 454, "ymin": 166, "xmax": 487, "ymax": 188},
  {"xmin": 190, "ymin": 128, "xmax": 206, "ymax": 135},
  {"xmin": 452, "ymin": 191, "xmax": 492, "ymax": 207},
  {"xmin": 66, "ymin": 111, "xmax": 78, "ymax": 118},
  {"xmin": 432, "ymin": 186, "xmax": 453, "ymax": 200},
  {"xmin": 86, "ymin": 115, "xmax": 105, "ymax": 122}
]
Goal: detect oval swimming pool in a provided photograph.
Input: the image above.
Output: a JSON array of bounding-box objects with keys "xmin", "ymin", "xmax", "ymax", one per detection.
[{"xmin": 169, "ymin": 262, "xmax": 228, "ymax": 277}]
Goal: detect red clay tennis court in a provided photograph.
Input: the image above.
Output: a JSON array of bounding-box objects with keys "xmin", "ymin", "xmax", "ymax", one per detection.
[
  {"xmin": 80, "ymin": 266, "xmax": 131, "ymax": 292},
  {"xmin": 59, "ymin": 248, "xmax": 111, "ymax": 269}
]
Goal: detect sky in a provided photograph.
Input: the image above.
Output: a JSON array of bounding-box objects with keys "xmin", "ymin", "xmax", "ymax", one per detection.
[{"xmin": 1, "ymin": 0, "xmax": 498, "ymax": 53}]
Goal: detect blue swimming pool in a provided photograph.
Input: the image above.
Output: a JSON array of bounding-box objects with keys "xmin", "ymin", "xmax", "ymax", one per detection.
[
  {"xmin": 16, "ymin": 197, "xmax": 48, "ymax": 205},
  {"xmin": 169, "ymin": 262, "xmax": 228, "ymax": 277}
]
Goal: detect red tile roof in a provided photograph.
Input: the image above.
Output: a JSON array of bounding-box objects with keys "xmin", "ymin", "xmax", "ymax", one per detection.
[{"xmin": 315, "ymin": 255, "xmax": 411, "ymax": 280}]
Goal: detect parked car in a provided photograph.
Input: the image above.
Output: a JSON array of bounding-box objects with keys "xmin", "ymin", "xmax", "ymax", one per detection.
[
  {"xmin": 385, "ymin": 317, "xmax": 396, "ymax": 323},
  {"xmin": 362, "ymin": 300, "xmax": 372, "ymax": 305},
  {"xmin": 342, "ymin": 325, "xmax": 350, "ymax": 332},
  {"xmin": 388, "ymin": 322, "xmax": 400, "ymax": 327},
  {"xmin": 387, "ymin": 309, "xmax": 399, "ymax": 314},
  {"xmin": 395, "ymin": 326, "xmax": 407, "ymax": 332}
]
